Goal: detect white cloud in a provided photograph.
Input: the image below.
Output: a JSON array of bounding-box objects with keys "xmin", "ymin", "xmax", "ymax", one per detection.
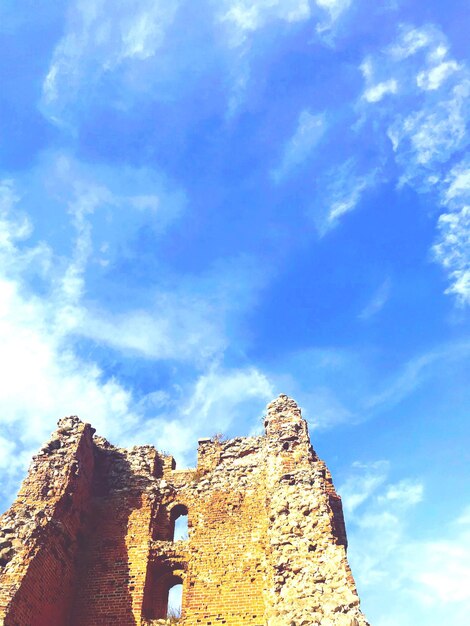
[
  {"xmin": 315, "ymin": 160, "xmax": 379, "ymax": 233},
  {"xmin": 364, "ymin": 340, "xmax": 470, "ymax": 412},
  {"xmin": 443, "ymin": 158, "xmax": 470, "ymax": 206},
  {"xmin": 388, "ymin": 25, "xmax": 434, "ymax": 60},
  {"xmin": 181, "ymin": 365, "xmax": 273, "ymax": 429},
  {"xmin": 430, "ymin": 159, "xmax": 470, "ymax": 303},
  {"xmin": 0, "ymin": 152, "xmax": 269, "ymax": 369},
  {"xmin": 327, "ymin": 177, "xmax": 375, "ymax": 223},
  {"xmin": 80, "ymin": 294, "xmax": 227, "ymax": 362},
  {"xmin": 389, "ymin": 39, "xmax": 469, "ymax": 172},
  {"xmin": 363, "ymin": 78, "xmax": 398, "ymax": 103},
  {"xmin": 218, "ymin": 0, "xmax": 353, "ymax": 45},
  {"xmin": 0, "ymin": 181, "xmax": 32, "ymax": 248},
  {"xmin": 0, "ymin": 188, "xmax": 143, "ymax": 473},
  {"xmin": 361, "ymin": 25, "xmax": 469, "ymax": 172},
  {"xmin": 314, "ymin": 0, "xmax": 351, "ymax": 32},
  {"xmin": 399, "ymin": 511, "xmax": 470, "ymax": 619},
  {"xmin": 357, "ymin": 24, "xmax": 470, "ymax": 305},
  {"xmin": 416, "ymin": 60, "xmax": 461, "ymax": 91},
  {"xmin": 15, "ymin": 153, "xmax": 191, "ymax": 347},
  {"xmin": 340, "ymin": 462, "xmax": 424, "ymax": 589},
  {"xmin": 455, "ymin": 505, "xmax": 470, "ymax": 526},
  {"xmin": 72, "ymin": 251, "xmax": 268, "ymax": 364},
  {"xmin": 219, "ymin": 0, "xmax": 311, "ymax": 38},
  {"xmin": 0, "ymin": 159, "xmax": 276, "ymax": 507},
  {"xmin": 433, "ymin": 206, "xmax": 470, "ymax": 305},
  {"xmin": 0, "ymin": 271, "xmax": 139, "ymax": 447},
  {"xmin": 216, "ymin": 0, "xmax": 351, "ymax": 113},
  {"xmin": 342, "ymin": 461, "xmax": 470, "ymax": 625},
  {"xmin": 44, "ymin": 0, "xmax": 315, "ymax": 114},
  {"xmin": 272, "ymin": 110, "xmax": 326, "ymax": 182},
  {"xmin": 339, "ymin": 461, "xmax": 389, "ymax": 516},
  {"xmin": 42, "ymin": 0, "xmax": 180, "ymax": 113},
  {"xmin": 359, "ymin": 278, "xmax": 391, "ymax": 320},
  {"xmin": 41, "ymin": 0, "xmax": 350, "ymax": 123},
  {"xmin": 304, "ymin": 386, "xmax": 354, "ymax": 429},
  {"xmin": 388, "ymin": 81, "xmax": 469, "ymax": 167},
  {"xmin": 407, "ymin": 530, "xmax": 470, "ymax": 604},
  {"xmin": 379, "ymin": 480, "xmax": 423, "ymax": 506},
  {"xmin": 315, "ymin": 0, "xmax": 350, "ymax": 21},
  {"xmin": 134, "ymin": 365, "xmax": 274, "ymax": 463},
  {"xmin": 273, "ymin": 341, "xmax": 470, "ymax": 437},
  {"xmin": 360, "ymin": 55, "xmax": 399, "ymax": 102}
]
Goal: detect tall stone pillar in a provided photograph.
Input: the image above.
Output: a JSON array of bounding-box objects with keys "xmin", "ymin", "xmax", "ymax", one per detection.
[{"xmin": 262, "ymin": 395, "xmax": 369, "ymax": 626}]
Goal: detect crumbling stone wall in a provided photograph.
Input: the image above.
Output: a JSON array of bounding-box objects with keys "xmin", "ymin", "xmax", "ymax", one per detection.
[
  {"xmin": 0, "ymin": 417, "xmax": 95, "ymax": 625},
  {"xmin": 0, "ymin": 395, "xmax": 370, "ymax": 626}
]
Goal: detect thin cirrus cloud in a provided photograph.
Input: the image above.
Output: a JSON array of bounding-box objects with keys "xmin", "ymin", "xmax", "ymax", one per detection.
[
  {"xmin": 348, "ymin": 23, "xmax": 470, "ymax": 304},
  {"xmin": 298, "ymin": 25, "xmax": 468, "ymax": 238},
  {"xmin": 308, "ymin": 159, "xmax": 380, "ymax": 235},
  {"xmin": 359, "ymin": 24, "xmax": 469, "ymax": 180},
  {"xmin": 42, "ymin": 0, "xmax": 181, "ymax": 110},
  {"xmin": 271, "ymin": 110, "xmax": 327, "ymax": 182},
  {"xmin": 75, "ymin": 252, "xmax": 269, "ymax": 364},
  {"xmin": 358, "ymin": 278, "xmax": 392, "ymax": 321},
  {"xmin": 363, "ymin": 340, "xmax": 470, "ymax": 413},
  {"xmin": 271, "ymin": 340, "xmax": 470, "ymax": 436},
  {"xmin": 434, "ymin": 206, "xmax": 470, "ymax": 304},
  {"xmin": 218, "ymin": 0, "xmax": 312, "ymax": 38},
  {"xmin": 41, "ymin": 0, "xmax": 354, "ymax": 124},
  {"xmin": 432, "ymin": 157, "xmax": 470, "ymax": 305},
  {"xmin": 218, "ymin": 0, "xmax": 351, "ymax": 40},
  {"xmin": 0, "ymin": 154, "xmax": 270, "ymax": 366}
]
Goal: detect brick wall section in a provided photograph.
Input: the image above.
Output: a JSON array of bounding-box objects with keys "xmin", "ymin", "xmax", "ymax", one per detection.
[
  {"xmin": 0, "ymin": 396, "xmax": 370, "ymax": 626},
  {"xmin": 0, "ymin": 417, "xmax": 95, "ymax": 626},
  {"xmin": 172, "ymin": 440, "xmax": 268, "ymax": 625},
  {"xmin": 70, "ymin": 442, "xmax": 158, "ymax": 625}
]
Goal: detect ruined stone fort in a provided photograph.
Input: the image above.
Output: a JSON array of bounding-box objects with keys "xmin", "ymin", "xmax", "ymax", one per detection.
[{"xmin": 0, "ymin": 395, "xmax": 369, "ymax": 626}]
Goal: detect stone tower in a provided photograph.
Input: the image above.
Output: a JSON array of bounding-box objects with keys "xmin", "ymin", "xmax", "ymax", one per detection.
[{"xmin": 0, "ymin": 395, "xmax": 369, "ymax": 626}]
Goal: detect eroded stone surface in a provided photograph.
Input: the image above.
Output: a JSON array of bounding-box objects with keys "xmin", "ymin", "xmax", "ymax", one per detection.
[{"xmin": 0, "ymin": 395, "xmax": 369, "ymax": 626}]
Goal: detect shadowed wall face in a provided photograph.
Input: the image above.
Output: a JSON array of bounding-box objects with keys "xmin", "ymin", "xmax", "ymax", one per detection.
[
  {"xmin": 0, "ymin": 396, "xmax": 370, "ymax": 626},
  {"xmin": 0, "ymin": 418, "xmax": 95, "ymax": 626}
]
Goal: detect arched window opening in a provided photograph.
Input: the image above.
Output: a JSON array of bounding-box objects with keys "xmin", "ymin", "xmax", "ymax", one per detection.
[
  {"xmin": 143, "ymin": 568, "xmax": 183, "ymax": 621},
  {"xmin": 168, "ymin": 582, "xmax": 183, "ymax": 621},
  {"xmin": 171, "ymin": 504, "xmax": 188, "ymax": 541}
]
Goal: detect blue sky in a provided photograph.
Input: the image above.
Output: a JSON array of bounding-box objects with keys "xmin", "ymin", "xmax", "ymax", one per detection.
[{"xmin": 0, "ymin": 1, "xmax": 469, "ymax": 624}]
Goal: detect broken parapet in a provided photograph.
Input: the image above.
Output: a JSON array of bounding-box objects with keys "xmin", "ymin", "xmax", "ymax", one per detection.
[{"xmin": 0, "ymin": 396, "xmax": 369, "ymax": 626}]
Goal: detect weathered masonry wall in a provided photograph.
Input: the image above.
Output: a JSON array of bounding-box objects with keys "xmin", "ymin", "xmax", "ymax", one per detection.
[
  {"xmin": 169, "ymin": 437, "xmax": 268, "ymax": 625},
  {"xmin": 0, "ymin": 395, "xmax": 370, "ymax": 626},
  {"xmin": 0, "ymin": 417, "xmax": 95, "ymax": 626}
]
